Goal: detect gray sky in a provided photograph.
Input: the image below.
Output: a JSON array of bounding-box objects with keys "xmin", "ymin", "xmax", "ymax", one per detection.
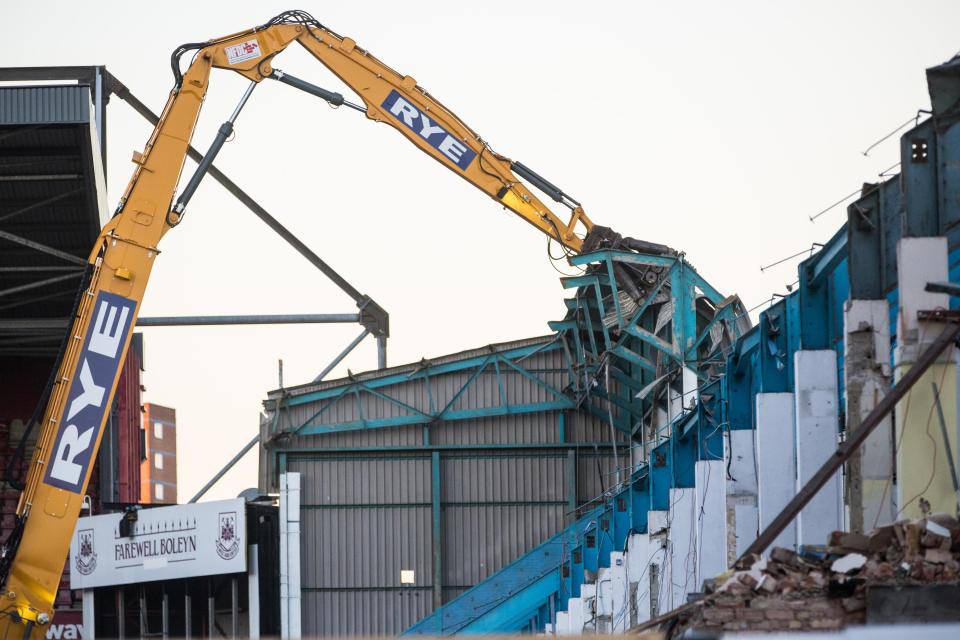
[{"xmin": 4, "ymin": 1, "xmax": 959, "ymax": 501}]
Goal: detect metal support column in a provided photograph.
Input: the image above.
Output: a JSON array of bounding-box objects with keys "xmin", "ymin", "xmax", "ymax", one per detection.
[
  {"xmin": 207, "ymin": 580, "xmax": 216, "ymax": 638},
  {"xmin": 565, "ymin": 449, "xmax": 578, "ymax": 523},
  {"xmin": 314, "ymin": 329, "xmax": 369, "ymax": 382},
  {"xmin": 189, "ymin": 433, "xmax": 261, "ymax": 503},
  {"xmin": 162, "ymin": 589, "xmax": 169, "ymax": 640},
  {"xmin": 377, "ymin": 335, "xmax": 387, "ymax": 369},
  {"xmin": 138, "ymin": 313, "xmax": 359, "ymax": 326},
  {"xmin": 185, "ymin": 592, "xmax": 192, "ymax": 640},
  {"xmin": 82, "ymin": 590, "xmax": 95, "ymax": 640},
  {"xmin": 139, "ymin": 587, "xmax": 147, "ymax": 638},
  {"xmin": 431, "ymin": 451, "xmax": 442, "ymax": 610},
  {"xmin": 231, "ymin": 577, "xmax": 239, "ymax": 639},
  {"xmin": 549, "ymin": 592, "xmax": 557, "ymax": 632},
  {"xmin": 248, "ymin": 545, "xmax": 261, "ymax": 640},
  {"xmin": 117, "ymin": 588, "xmax": 125, "ymax": 640}
]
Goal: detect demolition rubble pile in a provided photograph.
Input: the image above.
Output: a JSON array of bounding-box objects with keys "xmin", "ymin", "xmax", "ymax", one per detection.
[{"xmin": 675, "ymin": 513, "xmax": 960, "ymax": 634}]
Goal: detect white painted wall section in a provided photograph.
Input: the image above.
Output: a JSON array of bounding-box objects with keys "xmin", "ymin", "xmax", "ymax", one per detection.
[
  {"xmin": 755, "ymin": 393, "xmax": 797, "ymax": 551},
  {"xmin": 567, "ymin": 597, "xmax": 584, "ymax": 634},
  {"xmin": 609, "ymin": 552, "xmax": 630, "ymax": 633},
  {"xmin": 726, "ymin": 428, "xmax": 759, "ymax": 561},
  {"xmin": 625, "ymin": 533, "xmax": 650, "ymax": 627},
  {"xmin": 279, "ymin": 472, "xmax": 301, "ymax": 640},
  {"xmin": 640, "ymin": 511, "xmax": 669, "ymax": 620},
  {"xmin": 579, "ymin": 583, "xmax": 596, "ymax": 632},
  {"xmin": 554, "ymin": 611, "xmax": 570, "ymax": 635},
  {"xmin": 896, "ymin": 237, "xmax": 949, "ymax": 349},
  {"xmin": 667, "ymin": 487, "xmax": 696, "ymax": 610},
  {"xmin": 82, "ymin": 590, "xmax": 95, "ymax": 640},
  {"xmin": 794, "ymin": 350, "xmax": 843, "ymax": 546},
  {"xmin": 894, "ymin": 237, "xmax": 957, "ymax": 518},
  {"xmin": 695, "ymin": 459, "xmax": 727, "ymax": 584}
]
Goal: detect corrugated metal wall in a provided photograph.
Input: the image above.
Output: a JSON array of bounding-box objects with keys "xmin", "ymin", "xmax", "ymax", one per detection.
[
  {"xmin": 0, "ymin": 85, "xmax": 90, "ymax": 125},
  {"xmin": 291, "ymin": 454, "xmax": 432, "ymax": 636},
  {"xmin": 265, "ymin": 341, "xmax": 626, "ymax": 636}
]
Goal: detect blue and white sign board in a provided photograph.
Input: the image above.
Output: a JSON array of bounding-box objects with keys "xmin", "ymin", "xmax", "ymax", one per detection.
[
  {"xmin": 70, "ymin": 498, "xmax": 246, "ymax": 589},
  {"xmin": 45, "ymin": 291, "xmax": 136, "ymax": 494},
  {"xmin": 381, "ymin": 90, "xmax": 476, "ymax": 171}
]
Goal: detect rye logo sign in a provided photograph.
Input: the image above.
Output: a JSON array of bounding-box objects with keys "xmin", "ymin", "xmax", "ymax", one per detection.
[
  {"xmin": 44, "ymin": 291, "xmax": 136, "ymax": 493},
  {"xmin": 381, "ymin": 90, "xmax": 477, "ymax": 171}
]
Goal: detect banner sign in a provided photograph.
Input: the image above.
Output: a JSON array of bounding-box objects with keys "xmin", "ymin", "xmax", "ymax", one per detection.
[
  {"xmin": 70, "ymin": 498, "xmax": 246, "ymax": 589},
  {"xmin": 45, "ymin": 291, "xmax": 137, "ymax": 493}
]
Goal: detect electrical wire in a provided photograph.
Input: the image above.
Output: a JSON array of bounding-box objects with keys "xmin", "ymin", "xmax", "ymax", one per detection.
[
  {"xmin": 861, "ymin": 111, "xmax": 928, "ymax": 157},
  {"xmin": 809, "ymin": 187, "xmax": 864, "ymax": 222},
  {"xmin": 759, "ymin": 243, "xmax": 822, "ymax": 273},
  {"xmin": 870, "ymin": 320, "xmax": 927, "ymax": 529},
  {"xmin": 895, "ymin": 323, "xmax": 952, "ymax": 517}
]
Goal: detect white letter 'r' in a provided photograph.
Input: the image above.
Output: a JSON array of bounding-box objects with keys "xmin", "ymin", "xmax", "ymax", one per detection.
[{"xmin": 49, "ymin": 425, "xmax": 94, "ymax": 486}]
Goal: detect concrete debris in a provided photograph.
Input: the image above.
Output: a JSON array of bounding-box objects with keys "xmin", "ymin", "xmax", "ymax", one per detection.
[
  {"xmin": 831, "ymin": 553, "xmax": 867, "ymax": 574},
  {"xmin": 676, "ymin": 513, "xmax": 960, "ymax": 634}
]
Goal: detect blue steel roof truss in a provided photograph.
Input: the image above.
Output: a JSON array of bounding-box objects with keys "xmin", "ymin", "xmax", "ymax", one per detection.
[{"xmin": 293, "ymin": 344, "xmax": 577, "ymax": 435}]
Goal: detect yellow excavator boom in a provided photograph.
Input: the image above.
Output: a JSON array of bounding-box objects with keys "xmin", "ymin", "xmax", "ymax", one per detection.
[{"xmin": 0, "ymin": 11, "xmax": 671, "ymax": 636}]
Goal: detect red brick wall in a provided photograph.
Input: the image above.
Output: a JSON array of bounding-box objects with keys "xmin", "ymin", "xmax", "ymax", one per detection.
[
  {"xmin": 692, "ymin": 592, "xmax": 865, "ymax": 633},
  {"xmin": 141, "ymin": 403, "xmax": 177, "ymax": 504}
]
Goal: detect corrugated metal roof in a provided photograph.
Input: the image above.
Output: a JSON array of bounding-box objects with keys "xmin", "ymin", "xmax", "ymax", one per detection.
[
  {"xmin": 0, "ymin": 83, "xmax": 103, "ymax": 339},
  {"xmin": 0, "ymin": 85, "xmax": 90, "ymax": 125},
  {"xmin": 267, "ymin": 334, "xmax": 556, "ymax": 400}
]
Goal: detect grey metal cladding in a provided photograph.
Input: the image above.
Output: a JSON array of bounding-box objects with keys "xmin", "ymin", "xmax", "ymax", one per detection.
[
  {"xmin": 302, "ymin": 590, "xmax": 431, "ymax": 637},
  {"xmin": 0, "ymin": 85, "xmax": 90, "ymax": 125},
  {"xmin": 577, "ymin": 450, "xmax": 620, "ymax": 503},
  {"xmin": 299, "ymin": 507, "xmax": 431, "ymax": 589},
  {"xmin": 431, "ymin": 412, "xmax": 559, "ymax": 445},
  {"xmin": 569, "ymin": 408, "xmax": 628, "ymax": 443},
  {"xmin": 290, "ymin": 455, "xmax": 430, "ymax": 505},
  {"xmin": 440, "ymin": 454, "xmax": 565, "ymax": 503},
  {"xmin": 442, "ymin": 586, "xmax": 468, "ymax": 604},
  {"xmin": 442, "ymin": 504, "xmax": 564, "ymax": 586}
]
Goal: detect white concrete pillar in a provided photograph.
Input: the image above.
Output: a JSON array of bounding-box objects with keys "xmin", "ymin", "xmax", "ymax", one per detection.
[
  {"xmin": 794, "ymin": 350, "xmax": 844, "ymax": 546},
  {"xmin": 625, "ymin": 533, "xmax": 649, "ymax": 627},
  {"xmin": 82, "ymin": 590, "xmax": 95, "ymax": 640},
  {"xmin": 894, "ymin": 237, "xmax": 958, "ymax": 518},
  {"xmin": 596, "ymin": 568, "xmax": 613, "ymax": 633},
  {"xmin": 755, "ymin": 393, "xmax": 797, "ymax": 551},
  {"xmin": 555, "ymin": 611, "xmax": 570, "ymax": 636},
  {"xmin": 248, "ymin": 544, "xmax": 260, "ymax": 640},
  {"xmin": 844, "ymin": 299, "xmax": 895, "ymax": 532},
  {"xmin": 609, "ymin": 552, "xmax": 629, "ymax": 633},
  {"xmin": 897, "ymin": 237, "xmax": 949, "ymax": 345},
  {"xmin": 726, "ymin": 429, "xmax": 759, "ymax": 563},
  {"xmin": 695, "ymin": 460, "xmax": 727, "ymax": 584},
  {"xmin": 579, "ymin": 583, "xmax": 596, "ymax": 632},
  {"xmin": 567, "ymin": 598, "xmax": 584, "ymax": 634},
  {"xmin": 643, "ymin": 511, "xmax": 669, "ymax": 619},
  {"xmin": 279, "ymin": 472, "xmax": 301, "ymax": 640},
  {"xmin": 667, "ymin": 487, "xmax": 695, "ymax": 610}
]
